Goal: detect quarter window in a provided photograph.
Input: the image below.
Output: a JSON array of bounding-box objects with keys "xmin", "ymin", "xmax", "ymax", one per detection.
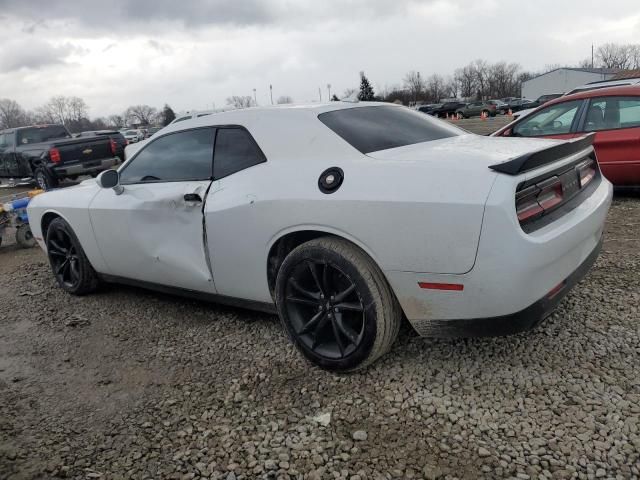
[
  {"xmin": 512, "ymin": 100, "xmax": 582, "ymax": 137},
  {"xmin": 318, "ymin": 105, "xmax": 460, "ymax": 154},
  {"xmin": 120, "ymin": 128, "xmax": 214, "ymax": 184},
  {"xmin": 213, "ymin": 128, "xmax": 266, "ymax": 179}
]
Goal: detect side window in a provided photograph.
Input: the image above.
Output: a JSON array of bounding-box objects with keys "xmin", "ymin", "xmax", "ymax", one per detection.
[
  {"xmin": 120, "ymin": 128, "xmax": 214, "ymax": 184},
  {"xmin": 584, "ymin": 99, "xmax": 608, "ymax": 132},
  {"xmin": 513, "ymin": 100, "xmax": 581, "ymax": 137},
  {"xmin": 0, "ymin": 134, "xmax": 5, "ymax": 148},
  {"xmin": 583, "ymin": 97, "xmax": 640, "ymax": 132},
  {"xmin": 213, "ymin": 128, "xmax": 266, "ymax": 180}
]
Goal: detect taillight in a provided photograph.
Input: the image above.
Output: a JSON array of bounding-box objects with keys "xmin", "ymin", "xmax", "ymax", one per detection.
[
  {"xmin": 110, "ymin": 139, "xmax": 117, "ymax": 155},
  {"xmin": 577, "ymin": 159, "xmax": 596, "ymax": 188},
  {"xmin": 516, "ymin": 176, "xmax": 564, "ymax": 224},
  {"xmin": 49, "ymin": 147, "xmax": 61, "ymax": 164},
  {"xmin": 536, "ymin": 177, "xmax": 564, "ymax": 210}
]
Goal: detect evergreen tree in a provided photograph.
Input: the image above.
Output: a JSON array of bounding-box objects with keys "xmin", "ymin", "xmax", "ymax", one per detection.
[
  {"xmin": 161, "ymin": 104, "xmax": 176, "ymax": 126},
  {"xmin": 358, "ymin": 73, "xmax": 375, "ymax": 101}
]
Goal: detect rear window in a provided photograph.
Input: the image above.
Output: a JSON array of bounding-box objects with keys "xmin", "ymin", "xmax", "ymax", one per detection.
[
  {"xmin": 318, "ymin": 105, "xmax": 460, "ymax": 154},
  {"xmin": 17, "ymin": 126, "xmax": 70, "ymax": 144}
]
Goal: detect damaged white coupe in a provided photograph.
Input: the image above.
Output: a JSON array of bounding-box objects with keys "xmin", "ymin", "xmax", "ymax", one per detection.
[{"xmin": 28, "ymin": 102, "xmax": 612, "ymax": 370}]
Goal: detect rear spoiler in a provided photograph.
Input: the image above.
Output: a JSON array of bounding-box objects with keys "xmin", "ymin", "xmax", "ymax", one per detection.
[{"xmin": 489, "ymin": 133, "xmax": 595, "ymax": 175}]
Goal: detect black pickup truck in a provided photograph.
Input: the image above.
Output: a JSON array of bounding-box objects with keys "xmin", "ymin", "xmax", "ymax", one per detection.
[{"xmin": 0, "ymin": 124, "xmax": 120, "ymax": 189}]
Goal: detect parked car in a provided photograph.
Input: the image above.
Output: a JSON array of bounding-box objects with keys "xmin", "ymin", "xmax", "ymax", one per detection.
[
  {"xmin": 487, "ymin": 99, "xmax": 510, "ymax": 114},
  {"xmin": 507, "ymin": 98, "xmax": 536, "ymax": 112},
  {"xmin": 76, "ymin": 130, "xmax": 127, "ymax": 160},
  {"xmin": 455, "ymin": 101, "xmax": 497, "ymax": 119},
  {"xmin": 565, "ymin": 77, "xmax": 640, "ymax": 96},
  {"xmin": 492, "ymin": 85, "xmax": 640, "ymax": 186},
  {"xmin": 28, "ymin": 103, "xmax": 612, "ymax": 371},
  {"xmin": 0, "ymin": 124, "xmax": 120, "ymax": 190},
  {"xmin": 433, "ymin": 101, "xmax": 467, "ymax": 118},
  {"xmin": 147, "ymin": 126, "xmax": 163, "ymax": 136},
  {"xmin": 121, "ymin": 129, "xmax": 142, "ymax": 143},
  {"xmin": 417, "ymin": 104, "xmax": 442, "ymax": 115},
  {"xmin": 525, "ymin": 94, "xmax": 563, "ymax": 110}
]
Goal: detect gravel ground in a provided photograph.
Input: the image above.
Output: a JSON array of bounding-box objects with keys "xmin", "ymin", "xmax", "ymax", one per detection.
[{"xmin": 1, "ymin": 194, "xmax": 639, "ymax": 480}]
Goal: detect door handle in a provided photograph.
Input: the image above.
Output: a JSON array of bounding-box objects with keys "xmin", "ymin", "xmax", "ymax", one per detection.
[{"xmin": 183, "ymin": 193, "xmax": 202, "ymax": 203}]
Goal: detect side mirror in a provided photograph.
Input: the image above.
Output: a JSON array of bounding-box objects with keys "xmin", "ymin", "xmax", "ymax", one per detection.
[{"xmin": 97, "ymin": 169, "xmax": 123, "ymax": 194}]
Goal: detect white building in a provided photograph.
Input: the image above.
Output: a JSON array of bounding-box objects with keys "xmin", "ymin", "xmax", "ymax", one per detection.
[{"xmin": 522, "ymin": 68, "xmax": 620, "ymax": 99}]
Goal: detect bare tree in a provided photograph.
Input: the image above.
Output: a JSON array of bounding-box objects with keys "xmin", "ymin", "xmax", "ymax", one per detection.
[
  {"xmin": 426, "ymin": 74, "xmax": 445, "ymax": 102},
  {"xmin": 35, "ymin": 96, "xmax": 88, "ymax": 126},
  {"xmin": 471, "ymin": 59, "xmax": 490, "ymax": 99},
  {"xmin": 342, "ymin": 88, "xmax": 357, "ymax": 100},
  {"xmin": 454, "ymin": 65, "xmax": 476, "ymax": 99},
  {"xmin": 125, "ymin": 105, "xmax": 157, "ymax": 125},
  {"xmin": 403, "ymin": 71, "xmax": 425, "ymax": 102},
  {"xmin": 596, "ymin": 43, "xmax": 631, "ymax": 69},
  {"xmin": 107, "ymin": 114, "xmax": 125, "ymax": 128},
  {"xmin": 488, "ymin": 62, "xmax": 521, "ymax": 99},
  {"xmin": 226, "ymin": 96, "xmax": 255, "ymax": 109},
  {"xmin": 276, "ymin": 95, "xmax": 294, "ymax": 104},
  {"xmin": 443, "ymin": 76, "xmax": 458, "ymax": 99},
  {"xmin": 0, "ymin": 99, "xmax": 28, "ymax": 128}
]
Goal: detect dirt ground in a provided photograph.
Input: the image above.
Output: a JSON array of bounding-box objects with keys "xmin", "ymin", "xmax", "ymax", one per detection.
[{"xmin": 0, "ymin": 188, "xmax": 639, "ymax": 479}]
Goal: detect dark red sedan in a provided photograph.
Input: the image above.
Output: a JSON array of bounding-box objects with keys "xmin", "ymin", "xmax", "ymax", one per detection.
[{"xmin": 493, "ymin": 86, "xmax": 640, "ymax": 186}]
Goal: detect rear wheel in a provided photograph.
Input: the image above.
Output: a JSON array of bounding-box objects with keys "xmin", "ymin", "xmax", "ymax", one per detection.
[
  {"xmin": 275, "ymin": 237, "xmax": 402, "ymax": 371},
  {"xmin": 46, "ymin": 218, "xmax": 98, "ymax": 295},
  {"xmin": 34, "ymin": 167, "xmax": 59, "ymax": 191},
  {"xmin": 456, "ymin": 111, "xmax": 465, "ymax": 120}
]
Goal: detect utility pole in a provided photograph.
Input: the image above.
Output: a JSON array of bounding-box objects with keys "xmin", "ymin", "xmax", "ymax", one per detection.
[
  {"xmin": 270, "ymin": 84, "xmax": 273, "ymax": 105},
  {"xmin": 318, "ymin": 87, "xmax": 322, "ymax": 102},
  {"xmin": 591, "ymin": 44, "xmax": 594, "ymax": 68},
  {"xmin": 327, "ymin": 84, "xmax": 332, "ymax": 100}
]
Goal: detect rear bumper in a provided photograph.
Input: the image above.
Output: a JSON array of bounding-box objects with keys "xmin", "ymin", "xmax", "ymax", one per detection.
[
  {"xmin": 406, "ymin": 234, "xmax": 602, "ymax": 337},
  {"xmin": 386, "ymin": 175, "xmax": 612, "ymax": 337},
  {"xmin": 52, "ymin": 157, "xmax": 119, "ymax": 177}
]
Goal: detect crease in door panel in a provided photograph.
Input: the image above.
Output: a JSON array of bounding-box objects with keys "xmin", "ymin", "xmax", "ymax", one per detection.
[{"xmin": 201, "ymin": 180, "xmax": 216, "ymax": 291}]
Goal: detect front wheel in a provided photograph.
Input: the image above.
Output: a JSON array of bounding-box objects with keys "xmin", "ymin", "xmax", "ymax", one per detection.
[
  {"xmin": 46, "ymin": 218, "xmax": 98, "ymax": 295},
  {"xmin": 34, "ymin": 167, "xmax": 59, "ymax": 191},
  {"xmin": 275, "ymin": 237, "xmax": 402, "ymax": 371}
]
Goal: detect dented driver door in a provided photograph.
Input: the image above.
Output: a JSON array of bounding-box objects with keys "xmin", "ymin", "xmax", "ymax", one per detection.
[{"xmin": 88, "ymin": 127, "xmax": 216, "ymax": 293}]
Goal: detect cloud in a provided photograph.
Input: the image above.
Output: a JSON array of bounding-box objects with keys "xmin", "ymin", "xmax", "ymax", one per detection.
[
  {"xmin": 0, "ymin": 38, "xmax": 73, "ymax": 72},
  {"xmin": 0, "ymin": 0, "xmax": 639, "ymax": 117}
]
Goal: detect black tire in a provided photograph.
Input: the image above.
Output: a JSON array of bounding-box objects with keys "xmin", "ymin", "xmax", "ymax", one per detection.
[
  {"xmin": 34, "ymin": 167, "xmax": 59, "ymax": 191},
  {"xmin": 275, "ymin": 237, "xmax": 402, "ymax": 371},
  {"xmin": 46, "ymin": 218, "xmax": 98, "ymax": 295},
  {"xmin": 15, "ymin": 225, "xmax": 36, "ymax": 248}
]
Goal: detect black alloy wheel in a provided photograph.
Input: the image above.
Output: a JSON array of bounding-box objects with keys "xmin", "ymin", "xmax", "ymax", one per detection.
[
  {"xmin": 285, "ymin": 260, "xmax": 365, "ymax": 360},
  {"xmin": 46, "ymin": 218, "xmax": 98, "ymax": 295},
  {"xmin": 275, "ymin": 237, "xmax": 402, "ymax": 371},
  {"xmin": 47, "ymin": 227, "xmax": 81, "ymax": 289}
]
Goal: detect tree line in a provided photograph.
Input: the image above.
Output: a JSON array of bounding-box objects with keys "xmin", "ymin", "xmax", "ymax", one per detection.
[
  {"xmin": 359, "ymin": 42, "xmax": 640, "ymax": 104},
  {"xmin": 0, "ymin": 96, "xmax": 177, "ymax": 132},
  {"xmin": 1, "ymin": 42, "xmax": 638, "ymax": 130}
]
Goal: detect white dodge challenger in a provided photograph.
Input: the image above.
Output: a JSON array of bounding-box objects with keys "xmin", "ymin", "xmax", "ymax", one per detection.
[{"xmin": 28, "ymin": 102, "xmax": 612, "ymax": 371}]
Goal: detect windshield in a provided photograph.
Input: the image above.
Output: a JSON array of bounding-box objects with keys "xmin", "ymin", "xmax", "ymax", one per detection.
[
  {"xmin": 125, "ymin": 130, "xmax": 138, "ymax": 135},
  {"xmin": 17, "ymin": 126, "xmax": 70, "ymax": 144},
  {"xmin": 318, "ymin": 105, "xmax": 462, "ymax": 154}
]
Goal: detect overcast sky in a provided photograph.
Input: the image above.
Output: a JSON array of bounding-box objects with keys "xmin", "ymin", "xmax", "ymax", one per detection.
[{"xmin": 1, "ymin": 0, "xmax": 639, "ymax": 117}]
